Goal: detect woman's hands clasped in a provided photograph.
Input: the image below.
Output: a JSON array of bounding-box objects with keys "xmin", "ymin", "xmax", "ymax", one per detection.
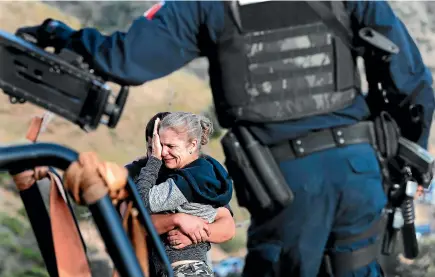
[{"xmin": 169, "ymin": 213, "xmax": 211, "ymax": 249}]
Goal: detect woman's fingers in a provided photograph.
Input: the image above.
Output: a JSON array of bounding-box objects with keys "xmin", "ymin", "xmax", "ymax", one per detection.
[
  {"xmin": 172, "ymin": 243, "xmax": 186, "ymax": 249},
  {"xmin": 153, "ymin": 118, "xmax": 160, "ymax": 135},
  {"xmin": 189, "ymin": 232, "xmax": 201, "ymax": 244},
  {"xmin": 203, "ymin": 223, "xmax": 211, "ymax": 237},
  {"xmin": 199, "ymin": 229, "xmax": 209, "ymax": 242}
]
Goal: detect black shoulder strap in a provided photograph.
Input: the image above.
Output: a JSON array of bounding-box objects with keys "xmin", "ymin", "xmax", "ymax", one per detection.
[
  {"xmin": 305, "ymin": 1, "xmax": 355, "ymax": 50},
  {"xmin": 229, "ymin": 1, "xmax": 243, "ymax": 33}
]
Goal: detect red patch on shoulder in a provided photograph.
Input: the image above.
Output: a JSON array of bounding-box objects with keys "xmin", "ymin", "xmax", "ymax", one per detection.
[{"xmin": 144, "ymin": 3, "xmax": 163, "ymax": 20}]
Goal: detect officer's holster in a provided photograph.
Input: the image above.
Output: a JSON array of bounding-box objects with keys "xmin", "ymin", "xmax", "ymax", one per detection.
[
  {"xmin": 319, "ymin": 219, "xmax": 384, "ymax": 276},
  {"xmin": 221, "ymin": 126, "xmax": 294, "ymax": 216}
]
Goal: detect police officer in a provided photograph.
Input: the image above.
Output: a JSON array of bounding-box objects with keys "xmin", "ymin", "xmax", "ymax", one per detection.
[{"xmin": 16, "ymin": 1, "xmax": 435, "ymax": 276}]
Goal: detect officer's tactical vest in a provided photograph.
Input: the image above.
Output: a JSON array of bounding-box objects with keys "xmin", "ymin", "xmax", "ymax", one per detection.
[{"xmin": 206, "ymin": 1, "xmax": 361, "ymax": 128}]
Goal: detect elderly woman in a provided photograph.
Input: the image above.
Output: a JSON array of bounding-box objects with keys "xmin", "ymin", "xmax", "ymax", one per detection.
[
  {"xmin": 135, "ymin": 111, "xmax": 233, "ymax": 277},
  {"xmin": 126, "ymin": 112, "xmax": 235, "ymax": 247}
]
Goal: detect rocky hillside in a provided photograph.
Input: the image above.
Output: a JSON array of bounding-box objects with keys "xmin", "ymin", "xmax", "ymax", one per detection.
[{"xmin": 390, "ymin": 1, "xmax": 435, "ymax": 69}]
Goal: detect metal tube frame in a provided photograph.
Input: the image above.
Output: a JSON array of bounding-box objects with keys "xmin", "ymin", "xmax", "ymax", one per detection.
[
  {"xmin": 19, "ymin": 184, "xmax": 59, "ymax": 277},
  {"xmin": 0, "ymin": 142, "xmax": 173, "ymax": 277}
]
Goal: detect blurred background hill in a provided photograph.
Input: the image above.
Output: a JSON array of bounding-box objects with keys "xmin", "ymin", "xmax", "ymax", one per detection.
[{"xmin": 0, "ymin": 1, "xmax": 435, "ymax": 276}]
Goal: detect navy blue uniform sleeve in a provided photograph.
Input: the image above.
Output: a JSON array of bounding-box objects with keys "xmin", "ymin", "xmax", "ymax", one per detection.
[
  {"xmin": 64, "ymin": 1, "xmax": 225, "ymax": 86},
  {"xmin": 346, "ymin": 0, "xmax": 435, "ymax": 149}
]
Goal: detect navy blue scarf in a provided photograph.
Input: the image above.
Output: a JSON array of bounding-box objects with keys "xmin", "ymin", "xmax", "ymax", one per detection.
[{"xmin": 159, "ymin": 155, "xmax": 233, "ymax": 207}]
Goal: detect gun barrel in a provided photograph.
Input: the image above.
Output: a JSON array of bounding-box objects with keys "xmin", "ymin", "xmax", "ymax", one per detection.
[{"xmin": 401, "ymin": 223, "xmax": 419, "ymax": 259}]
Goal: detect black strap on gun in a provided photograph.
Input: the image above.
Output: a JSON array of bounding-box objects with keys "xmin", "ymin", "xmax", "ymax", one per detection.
[
  {"xmin": 306, "ymin": 1, "xmax": 355, "ymax": 51},
  {"xmin": 221, "ymin": 126, "xmax": 294, "ymax": 216},
  {"xmin": 0, "ymin": 29, "xmax": 129, "ymax": 132},
  {"xmin": 306, "ymin": 1, "xmax": 399, "ymax": 58}
]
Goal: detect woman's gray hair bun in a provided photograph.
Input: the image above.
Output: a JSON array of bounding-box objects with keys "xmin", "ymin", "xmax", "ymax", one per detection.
[
  {"xmin": 199, "ymin": 115, "xmax": 214, "ymax": 145},
  {"xmin": 158, "ymin": 111, "xmax": 214, "ymax": 149}
]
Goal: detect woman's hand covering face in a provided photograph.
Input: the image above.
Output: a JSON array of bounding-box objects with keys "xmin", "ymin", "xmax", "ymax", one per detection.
[{"xmin": 151, "ymin": 118, "xmax": 163, "ymax": 160}]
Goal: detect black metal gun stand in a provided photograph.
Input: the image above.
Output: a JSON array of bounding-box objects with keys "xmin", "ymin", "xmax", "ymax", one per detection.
[{"xmin": 0, "ymin": 143, "xmax": 174, "ymax": 277}]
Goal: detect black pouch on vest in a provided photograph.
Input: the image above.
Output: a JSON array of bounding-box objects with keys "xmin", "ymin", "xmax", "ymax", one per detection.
[
  {"xmin": 372, "ymin": 111, "xmax": 401, "ymax": 187},
  {"xmin": 373, "ymin": 111, "xmax": 400, "ymax": 161},
  {"xmin": 221, "ymin": 127, "xmax": 294, "ymax": 214}
]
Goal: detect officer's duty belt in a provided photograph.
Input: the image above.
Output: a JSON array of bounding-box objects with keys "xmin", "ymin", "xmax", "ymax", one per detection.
[{"xmin": 270, "ymin": 122, "xmax": 375, "ymax": 162}]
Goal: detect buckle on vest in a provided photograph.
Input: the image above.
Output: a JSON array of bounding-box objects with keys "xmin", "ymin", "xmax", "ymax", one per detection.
[
  {"xmin": 331, "ymin": 128, "xmax": 346, "ymax": 146},
  {"xmin": 291, "ymin": 138, "xmax": 306, "ymax": 157}
]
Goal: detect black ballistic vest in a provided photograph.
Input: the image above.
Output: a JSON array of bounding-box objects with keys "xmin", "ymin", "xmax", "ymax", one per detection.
[{"xmin": 206, "ymin": 1, "xmax": 361, "ymax": 128}]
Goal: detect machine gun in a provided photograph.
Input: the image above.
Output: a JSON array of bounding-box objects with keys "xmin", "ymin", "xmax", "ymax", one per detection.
[
  {"xmin": 381, "ymin": 137, "xmax": 434, "ymax": 259},
  {"xmin": 0, "ymin": 29, "xmax": 129, "ymax": 132}
]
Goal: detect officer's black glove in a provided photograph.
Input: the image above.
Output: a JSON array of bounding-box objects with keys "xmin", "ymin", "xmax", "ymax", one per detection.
[{"xmin": 15, "ymin": 18, "xmax": 75, "ymax": 52}]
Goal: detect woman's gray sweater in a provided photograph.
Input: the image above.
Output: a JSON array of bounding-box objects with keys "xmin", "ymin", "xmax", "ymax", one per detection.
[{"xmin": 135, "ymin": 156, "xmax": 217, "ymax": 274}]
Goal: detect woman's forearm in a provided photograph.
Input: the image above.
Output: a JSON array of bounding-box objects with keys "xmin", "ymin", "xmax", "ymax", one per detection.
[
  {"xmin": 135, "ymin": 156, "xmax": 162, "ymax": 207},
  {"xmin": 207, "ymin": 219, "xmax": 236, "ymax": 243},
  {"xmin": 207, "ymin": 208, "xmax": 236, "ymax": 243},
  {"xmin": 151, "ymin": 214, "xmax": 178, "ymax": 234}
]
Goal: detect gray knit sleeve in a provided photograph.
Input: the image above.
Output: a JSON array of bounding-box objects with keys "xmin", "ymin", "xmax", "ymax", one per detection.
[
  {"xmin": 148, "ymin": 178, "xmax": 189, "ymax": 213},
  {"xmin": 135, "ymin": 156, "xmax": 162, "ymax": 209}
]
